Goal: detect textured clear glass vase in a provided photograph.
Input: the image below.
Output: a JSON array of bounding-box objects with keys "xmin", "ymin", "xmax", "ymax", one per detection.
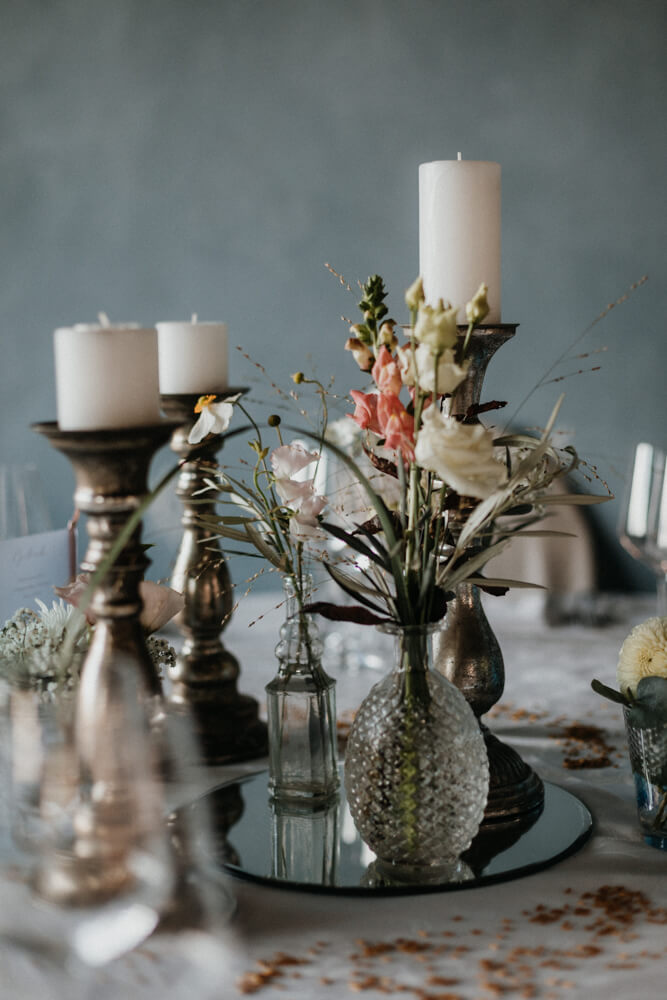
[
  {"xmin": 344, "ymin": 623, "xmax": 489, "ymax": 880},
  {"xmin": 266, "ymin": 575, "xmax": 339, "ymax": 805},
  {"xmin": 624, "ymin": 707, "xmax": 667, "ymax": 849}
]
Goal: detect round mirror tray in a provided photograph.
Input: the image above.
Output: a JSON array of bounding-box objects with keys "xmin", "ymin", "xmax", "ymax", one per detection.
[{"xmin": 182, "ymin": 768, "xmax": 592, "ymax": 895}]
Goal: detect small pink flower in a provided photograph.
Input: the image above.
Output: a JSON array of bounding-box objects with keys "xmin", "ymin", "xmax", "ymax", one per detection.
[
  {"xmin": 270, "ymin": 443, "xmax": 319, "ymax": 480},
  {"xmin": 349, "ymin": 390, "xmax": 382, "ymax": 434},
  {"xmin": 371, "ymin": 345, "xmax": 402, "ymax": 396},
  {"xmin": 274, "ymin": 476, "xmax": 315, "ymax": 507},
  {"xmin": 377, "ymin": 393, "xmax": 415, "ymax": 463},
  {"xmin": 290, "ymin": 491, "xmax": 328, "ymax": 539}
]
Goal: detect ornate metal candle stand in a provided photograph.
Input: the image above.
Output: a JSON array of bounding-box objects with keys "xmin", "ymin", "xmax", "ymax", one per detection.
[
  {"xmin": 161, "ymin": 394, "xmax": 267, "ymax": 765},
  {"xmin": 435, "ymin": 325, "xmax": 545, "ymax": 830},
  {"xmin": 32, "ymin": 422, "xmax": 175, "ymax": 705},
  {"xmin": 31, "ymin": 421, "xmax": 176, "ymax": 904}
]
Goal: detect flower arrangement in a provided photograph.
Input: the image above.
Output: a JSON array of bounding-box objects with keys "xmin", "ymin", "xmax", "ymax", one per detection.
[
  {"xmin": 303, "ymin": 275, "xmax": 606, "ymax": 629},
  {"xmin": 593, "ymin": 617, "xmax": 667, "ymax": 841},
  {"xmin": 0, "ymin": 579, "xmax": 183, "ymax": 692},
  {"xmin": 592, "ymin": 616, "xmax": 667, "ymax": 725},
  {"xmin": 191, "ymin": 274, "xmax": 607, "ymax": 632}
]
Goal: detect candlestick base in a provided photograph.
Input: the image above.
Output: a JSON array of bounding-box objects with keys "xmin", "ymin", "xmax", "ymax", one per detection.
[
  {"xmin": 436, "ymin": 325, "xmax": 545, "ymax": 827},
  {"xmin": 161, "ymin": 394, "xmax": 267, "ymax": 765}
]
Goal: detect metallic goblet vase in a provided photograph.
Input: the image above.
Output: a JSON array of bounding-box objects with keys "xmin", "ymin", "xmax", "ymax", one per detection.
[
  {"xmin": 161, "ymin": 394, "xmax": 267, "ymax": 765},
  {"xmin": 435, "ymin": 326, "xmax": 545, "ymax": 830}
]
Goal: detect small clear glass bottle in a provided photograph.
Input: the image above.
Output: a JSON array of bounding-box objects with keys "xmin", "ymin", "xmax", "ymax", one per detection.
[{"xmin": 266, "ymin": 575, "xmax": 339, "ymax": 805}]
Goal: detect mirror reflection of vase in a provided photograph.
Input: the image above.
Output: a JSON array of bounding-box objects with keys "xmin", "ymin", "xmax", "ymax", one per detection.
[
  {"xmin": 270, "ymin": 796, "xmax": 340, "ymax": 886},
  {"xmin": 361, "ymin": 856, "xmax": 474, "ymax": 888}
]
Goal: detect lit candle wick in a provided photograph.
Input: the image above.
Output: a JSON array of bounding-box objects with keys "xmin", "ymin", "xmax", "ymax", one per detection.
[
  {"xmin": 191, "ymin": 313, "xmax": 198, "ymax": 323},
  {"xmin": 457, "ymin": 152, "xmax": 462, "ymax": 161},
  {"xmin": 98, "ymin": 312, "xmax": 110, "ymax": 327}
]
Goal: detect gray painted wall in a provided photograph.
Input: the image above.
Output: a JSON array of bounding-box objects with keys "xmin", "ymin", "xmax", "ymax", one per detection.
[{"xmin": 1, "ymin": 0, "xmax": 665, "ymax": 591}]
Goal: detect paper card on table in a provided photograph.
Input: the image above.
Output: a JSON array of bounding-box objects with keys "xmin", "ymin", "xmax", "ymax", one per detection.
[{"xmin": 0, "ymin": 528, "xmax": 74, "ymax": 625}]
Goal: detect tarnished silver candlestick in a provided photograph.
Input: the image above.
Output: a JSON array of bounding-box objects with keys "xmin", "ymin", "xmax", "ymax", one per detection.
[
  {"xmin": 32, "ymin": 422, "xmax": 175, "ymax": 704},
  {"xmin": 161, "ymin": 393, "xmax": 267, "ymax": 765},
  {"xmin": 31, "ymin": 421, "xmax": 176, "ymax": 905},
  {"xmin": 435, "ymin": 325, "xmax": 545, "ymax": 829}
]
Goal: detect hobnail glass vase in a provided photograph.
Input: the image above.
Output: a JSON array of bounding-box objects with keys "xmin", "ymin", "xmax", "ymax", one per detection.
[
  {"xmin": 265, "ymin": 575, "xmax": 339, "ymax": 804},
  {"xmin": 344, "ymin": 623, "xmax": 489, "ymax": 880},
  {"xmin": 624, "ymin": 707, "xmax": 667, "ymax": 849}
]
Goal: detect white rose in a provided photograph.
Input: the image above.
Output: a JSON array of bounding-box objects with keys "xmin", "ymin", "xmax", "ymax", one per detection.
[
  {"xmin": 617, "ymin": 617, "xmax": 667, "ymax": 696},
  {"xmin": 414, "ymin": 408, "xmax": 506, "ymax": 499},
  {"xmin": 413, "ymin": 301, "xmax": 459, "ymax": 353},
  {"xmin": 414, "ymin": 343, "xmax": 469, "ymax": 395}
]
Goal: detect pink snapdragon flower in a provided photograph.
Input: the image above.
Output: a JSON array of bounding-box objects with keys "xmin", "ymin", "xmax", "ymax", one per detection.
[
  {"xmin": 371, "ymin": 345, "xmax": 402, "ymax": 396},
  {"xmin": 349, "ymin": 390, "xmax": 382, "ymax": 435},
  {"xmin": 377, "ymin": 393, "xmax": 415, "ymax": 463}
]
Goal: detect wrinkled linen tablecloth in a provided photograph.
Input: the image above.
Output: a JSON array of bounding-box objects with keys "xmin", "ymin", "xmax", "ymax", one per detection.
[{"xmin": 3, "ymin": 592, "xmax": 667, "ymax": 1000}]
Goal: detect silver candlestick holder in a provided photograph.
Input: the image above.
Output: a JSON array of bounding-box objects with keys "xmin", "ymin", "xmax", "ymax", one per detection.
[
  {"xmin": 435, "ymin": 325, "xmax": 545, "ymax": 829},
  {"xmin": 161, "ymin": 393, "xmax": 267, "ymax": 765},
  {"xmin": 32, "ymin": 422, "xmax": 175, "ymax": 705},
  {"xmin": 31, "ymin": 420, "xmax": 176, "ymax": 904}
]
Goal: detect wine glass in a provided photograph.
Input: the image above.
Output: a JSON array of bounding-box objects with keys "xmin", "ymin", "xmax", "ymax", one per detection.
[
  {"xmin": 618, "ymin": 442, "xmax": 667, "ymax": 614},
  {"xmin": 0, "ymin": 464, "xmax": 53, "ymax": 539},
  {"xmin": 0, "ymin": 663, "xmax": 176, "ymax": 977}
]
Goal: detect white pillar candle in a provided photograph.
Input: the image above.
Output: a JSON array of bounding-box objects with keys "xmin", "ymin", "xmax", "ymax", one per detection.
[
  {"xmin": 54, "ymin": 323, "xmax": 161, "ymax": 430},
  {"xmin": 156, "ymin": 321, "xmax": 228, "ymax": 394},
  {"xmin": 419, "ymin": 159, "xmax": 502, "ymax": 323}
]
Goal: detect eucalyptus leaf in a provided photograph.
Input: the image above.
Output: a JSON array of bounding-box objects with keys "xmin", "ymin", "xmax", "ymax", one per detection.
[
  {"xmin": 591, "ymin": 678, "xmax": 631, "ymax": 706},
  {"xmin": 626, "ymin": 675, "xmax": 667, "ymax": 729}
]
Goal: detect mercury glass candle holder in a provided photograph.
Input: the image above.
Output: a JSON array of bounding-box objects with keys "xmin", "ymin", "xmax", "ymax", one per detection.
[
  {"xmin": 434, "ymin": 325, "xmax": 545, "ymax": 829},
  {"xmin": 160, "ymin": 393, "xmax": 267, "ymax": 765}
]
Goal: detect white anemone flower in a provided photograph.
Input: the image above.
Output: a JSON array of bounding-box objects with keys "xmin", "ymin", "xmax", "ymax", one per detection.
[{"xmin": 188, "ymin": 393, "xmax": 241, "ymax": 445}]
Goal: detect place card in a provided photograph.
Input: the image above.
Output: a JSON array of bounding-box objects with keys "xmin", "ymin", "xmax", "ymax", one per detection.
[{"xmin": 0, "ymin": 528, "xmax": 74, "ymax": 625}]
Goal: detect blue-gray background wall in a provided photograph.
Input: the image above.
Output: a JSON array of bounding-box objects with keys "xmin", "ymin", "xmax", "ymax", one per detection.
[{"xmin": 1, "ymin": 0, "xmax": 665, "ymax": 592}]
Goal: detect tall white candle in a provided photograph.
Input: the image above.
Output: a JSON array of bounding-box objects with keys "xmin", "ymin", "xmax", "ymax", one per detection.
[
  {"xmin": 156, "ymin": 321, "xmax": 229, "ymax": 394},
  {"xmin": 419, "ymin": 159, "xmax": 501, "ymax": 323},
  {"xmin": 54, "ymin": 323, "xmax": 161, "ymax": 430}
]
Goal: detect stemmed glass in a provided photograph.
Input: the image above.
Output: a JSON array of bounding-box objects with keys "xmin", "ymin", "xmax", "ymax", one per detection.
[
  {"xmin": 618, "ymin": 442, "xmax": 667, "ymax": 614},
  {"xmin": 0, "ymin": 665, "xmax": 175, "ymax": 987},
  {"xmin": 0, "ymin": 464, "xmax": 53, "ymax": 539},
  {"xmin": 0, "ymin": 664, "xmax": 238, "ymax": 998}
]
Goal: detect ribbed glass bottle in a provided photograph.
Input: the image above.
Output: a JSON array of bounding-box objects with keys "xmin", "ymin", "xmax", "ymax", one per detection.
[{"xmin": 266, "ymin": 575, "xmax": 339, "ymax": 805}]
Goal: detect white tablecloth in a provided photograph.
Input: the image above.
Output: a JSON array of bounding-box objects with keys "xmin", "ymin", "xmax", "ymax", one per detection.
[
  {"xmin": 220, "ymin": 592, "xmax": 667, "ymax": 1000},
  {"xmin": 3, "ymin": 592, "xmax": 667, "ymax": 1000}
]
